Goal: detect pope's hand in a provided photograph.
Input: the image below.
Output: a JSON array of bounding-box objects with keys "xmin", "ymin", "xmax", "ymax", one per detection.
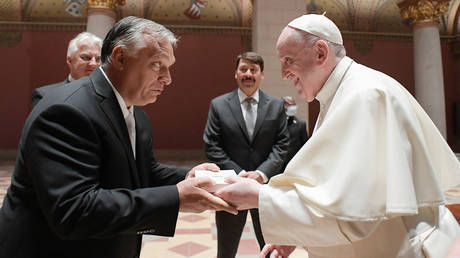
[
  {"xmin": 214, "ymin": 175, "xmax": 260, "ymax": 210},
  {"xmin": 177, "ymin": 176, "xmax": 237, "ymax": 214},
  {"xmin": 260, "ymin": 244, "xmax": 296, "ymax": 258},
  {"xmin": 239, "ymin": 170, "xmax": 264, "ymax": 184},
  {"xmin": 186, "ymin": 163, "xmax": 220, "ymax": 179}
]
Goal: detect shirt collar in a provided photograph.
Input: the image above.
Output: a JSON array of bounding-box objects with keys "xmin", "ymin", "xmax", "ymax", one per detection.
[
  {"xmin": 98, "ymin": 67, "xmax": 133, "ymax": 119},
  {"xmin": 238, "ymin": 88, "xmax": 259, "ymax": 104},
  {"xmin": 315, "ymin": 56, "xmax": 353, "ymax": 105}
]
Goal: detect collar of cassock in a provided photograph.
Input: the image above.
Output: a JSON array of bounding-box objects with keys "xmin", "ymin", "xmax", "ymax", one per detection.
[{"xmin": 315, "ymin": 56, "xmax": 353, "ymax": 105}]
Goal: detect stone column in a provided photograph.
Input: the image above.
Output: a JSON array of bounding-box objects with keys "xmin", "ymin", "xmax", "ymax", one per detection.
[
  {"xmin": 398, "ymin": 0, "xmax": 449, "ymax": 138},
  {"xmin": 86, "ymin": 0, "xmax": 125, "ymax": 39},
  {"xmin": 453, "ymin": 40, "xmax": 460, "ymax": 151},
  {"xmin": 252, "ymin": 0, "xmax": 308, "ymax": 127}
]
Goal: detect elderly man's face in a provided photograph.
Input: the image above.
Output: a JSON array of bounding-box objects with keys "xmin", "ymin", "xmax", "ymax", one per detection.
[
  {"xmin": 119, "ymin": 34, "xmax": 175, "ymax": 107},
  {"xmin": 276, "ymin": 27, "xmax": 321, "ymax": 102},
  {"xmin": 235, "ymin": 59, "xmax": 264, "ymax": 97},
  {"xmin": 67, "ymin": 39, "xmax": 101, "ymax": 79}
]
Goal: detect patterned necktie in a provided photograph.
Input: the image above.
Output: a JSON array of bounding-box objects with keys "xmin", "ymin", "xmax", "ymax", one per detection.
[
  {"xmin": 245, "ymin": 97, "xmax": 256, "ymax": 138},
  {"xmin": 126, "ymin": 109, "xmax": 136, "ymax": 158}
]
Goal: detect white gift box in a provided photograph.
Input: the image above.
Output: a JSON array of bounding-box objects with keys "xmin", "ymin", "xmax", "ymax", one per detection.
[{"xmin": 195, "ymin": 169, "xmax": 237, "ymax": 192}]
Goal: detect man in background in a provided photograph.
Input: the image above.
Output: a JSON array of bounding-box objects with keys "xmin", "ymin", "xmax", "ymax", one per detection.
[
  {"xmin": 282, "ymin": 96, "xmax": 308, "ymax": 170},
  {"xmin": 203, "ymin": 51, "xmax": 289, "ymax": 258},
  {"xmin": 216, "ymin": 14, "xmax": 460, "ymax": 258},
  {"xmin": 31, "ymin": 32, "xmax": 102, "ymax": 108}
]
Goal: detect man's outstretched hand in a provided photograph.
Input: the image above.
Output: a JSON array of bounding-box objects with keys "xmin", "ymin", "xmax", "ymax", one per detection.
[
  {"xmin": 186, "ymin": 163, "xmax": 220, "ymax": 179},
  {"xmin": 177, "ymin": 176, "xmax": 237, "ymax": 214}
]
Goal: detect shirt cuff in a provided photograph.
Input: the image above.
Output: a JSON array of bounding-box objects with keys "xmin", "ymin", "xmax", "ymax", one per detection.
[{"xmin": 256, "ymin": 170, "xmax": 269, "ymax": 183}]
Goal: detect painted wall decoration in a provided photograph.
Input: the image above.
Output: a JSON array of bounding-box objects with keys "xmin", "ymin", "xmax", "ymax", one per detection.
[
  {"xmin": 304, "ymin": 0, "xmax": 410, "ymax": 33},
  {"xmin": 1, "ymin": 0, "xmax": 460, "ymax": 35},
  {"xmin": 184, "ymin": 0, "xmax": 208, "ymax": 20},
  {"xmin": 63, "ymin": 0, "xmax": 86, "ymax": 17}
]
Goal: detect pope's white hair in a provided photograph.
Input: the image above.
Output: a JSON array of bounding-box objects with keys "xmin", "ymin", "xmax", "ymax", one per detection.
[{"xmin": 290, "ymin": 28, "xmax": 346, "ymax": 58}]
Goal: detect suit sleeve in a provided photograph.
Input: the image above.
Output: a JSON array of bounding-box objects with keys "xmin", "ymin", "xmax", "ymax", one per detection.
[
  {"xmin": 30, "ymin": 89, "xmax": 43, "ymax": 110},
  {"xmin": 300, "ymin": 119, "xmax": 309, "ymax": 143},
  {"xmin": 255, "ymin": 101, "xmax": 289, "ymax": 178},
  {"xmin": 149, "ymin": 157, "xmax": 189, "ymax": 186},
  {"xmin": 203, "ymin": 100, "xmax": 243, "ymax": 172},
  {"xmin": 25, "ymin": 104, "xmax": 180, "ymax": 239}
]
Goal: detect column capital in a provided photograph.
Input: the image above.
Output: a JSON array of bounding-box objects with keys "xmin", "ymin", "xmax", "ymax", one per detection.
[
  {"xmin": 87, "ymin": 0, "xmax": 125, "ymax": 12},
  {"xmin": 397, "ymin": 0, "xmax": 449, "ymax": 27}
]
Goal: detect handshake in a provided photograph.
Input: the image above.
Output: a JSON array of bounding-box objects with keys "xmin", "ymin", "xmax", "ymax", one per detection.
[{"xmin": 176, "ymin": 163, "xmax": 261, "ymax": 214}]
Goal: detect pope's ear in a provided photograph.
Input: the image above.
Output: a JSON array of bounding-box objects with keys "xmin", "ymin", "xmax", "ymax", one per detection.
[
  {"xmin": 111, "ymin": 45, "xmax": 125, "ymax": 70},
  {"xmin": 315, "ymin": 40, "xmax": 329, "ymax": 65}
]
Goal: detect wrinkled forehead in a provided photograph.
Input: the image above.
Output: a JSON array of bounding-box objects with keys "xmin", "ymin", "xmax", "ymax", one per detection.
[
  {"xmin": 76, "ymin": 39, "xmax": 101, "ymax": 52},
  {"xmin": 143, "ymin": 33, "xmax": 175, "ymax": 63},
  {"xmin": 277, "ymin": 31, "xmax": 302, "ymax": 58}
]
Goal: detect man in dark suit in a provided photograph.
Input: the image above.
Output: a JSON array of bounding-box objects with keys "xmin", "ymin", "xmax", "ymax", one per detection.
[
  {"xmin": 282, "ymin": 96, "xmax": 309, "ymax": 170},
  {"xmin": 31, "ymin": 32, "xmax": 102, "ymax": 108},
  {"xmin": 0, "ymin": 16, "xmax": 235, "ymax": 258},
  {"xmin": 203, "ymin": 52, "xmax": 289, "ymax": 258}
]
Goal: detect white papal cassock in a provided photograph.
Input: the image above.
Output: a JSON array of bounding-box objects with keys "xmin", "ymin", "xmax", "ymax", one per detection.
[{"xmin": 259, "ymin": 56, "xmax": 460, "ymax": 258}]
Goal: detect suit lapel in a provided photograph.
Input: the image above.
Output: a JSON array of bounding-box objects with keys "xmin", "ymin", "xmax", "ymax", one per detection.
[
  {"xmin": 253, "ymin": 90, "xmax": 269, "ymax": 140},
  {"xmin": 91, "ymin": 68, "xmax": 141, "ymax": 187},
  {"xmin": 133, "ymin": 107, "xmax": 149, "ymax": 187},
  {"xmin": 227, "ymin": 90, "xmax": 251, "ymax": 142}
]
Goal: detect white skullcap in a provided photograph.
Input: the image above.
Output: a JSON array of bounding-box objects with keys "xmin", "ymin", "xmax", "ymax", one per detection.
[{"xmin": 288, "ymin": 14, "xmax": 343, "ymax": 45}]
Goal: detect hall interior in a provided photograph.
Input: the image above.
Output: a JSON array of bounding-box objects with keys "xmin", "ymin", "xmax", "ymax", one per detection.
[{"xmin": 1, "ymin": 0, "xmax": 460, "ymax": 257}]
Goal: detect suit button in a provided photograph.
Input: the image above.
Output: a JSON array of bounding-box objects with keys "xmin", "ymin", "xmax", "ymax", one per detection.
[{"xmin": 249, "ymin": 148, "xmax": 254, "ymax": 152}]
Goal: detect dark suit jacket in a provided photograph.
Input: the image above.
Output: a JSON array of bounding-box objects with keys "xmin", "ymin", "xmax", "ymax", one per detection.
[
  {"xmin": 0, "ymin": 68, "xmax": 188, "ymax": 258},
  {"xmin": 203, "ymin": 89, "xmax": 289, "ymax": 178},
  {"xmin": 31, "ymin": 78, "xmax": 70, "ymax": 109},
  {"xmin": 284, "ymin": 116, "xmax": 309, "ymax": 170}
]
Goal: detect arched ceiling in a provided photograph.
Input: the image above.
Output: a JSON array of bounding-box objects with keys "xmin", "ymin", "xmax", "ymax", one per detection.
[{"xmin": 0, "ymin": 0, "xmax": 459, "ymax": 35}]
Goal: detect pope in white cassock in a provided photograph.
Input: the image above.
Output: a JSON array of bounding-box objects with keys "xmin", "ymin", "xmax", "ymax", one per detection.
[{"xmin": 215, "ymin": 14, "xmax": 460, "ymax": 258}]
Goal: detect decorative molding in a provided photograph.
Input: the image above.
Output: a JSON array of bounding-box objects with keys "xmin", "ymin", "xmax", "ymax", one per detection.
[
  {"xmin": 397, "ymin": 0, "xmax": 449, "ymax": 26},
  {"xmin": 341, "ymin": 30, "xmax": 457, "ymax": 42},
  {"xmin": 0, "ymin": 21, "xmax": 458, "ymax": 42},
  {"xmin": 165, "ymin": 25, "xmax": 251, "ymax": 35},
  {"xmin": 0, "ymin": 21, "xmax": 86, "ymax": 31},
  {"xmin": 87, "ymin": 0, "xmax": 126, "ymax": 12}
]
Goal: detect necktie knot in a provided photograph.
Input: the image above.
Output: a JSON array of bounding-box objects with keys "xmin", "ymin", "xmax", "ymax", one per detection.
[{"xmin": 245, "ymin": 97, "xmax": 255, "ymax": 105}]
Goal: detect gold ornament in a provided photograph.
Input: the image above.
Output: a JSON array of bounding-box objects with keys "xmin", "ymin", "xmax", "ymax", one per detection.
[
  {"xmin": 87, "ymin": 0, "xmax": 126, "ymax": 12},
  {"xmin": 398, "ymin": 0, "xmax": 449, "ymax": 26}
]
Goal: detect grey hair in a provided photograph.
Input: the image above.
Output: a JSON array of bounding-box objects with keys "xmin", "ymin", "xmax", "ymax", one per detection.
[
  {"xmin": 100, "ymin": 16, "xmax": 178, "ymax": 66},
  {"xmin": 292, "ymin": 29, "xmax": 346, "ymax": 58},
  {"xmin": 67, "ymin": 32, "xmax": 103, "ymax": 57}
]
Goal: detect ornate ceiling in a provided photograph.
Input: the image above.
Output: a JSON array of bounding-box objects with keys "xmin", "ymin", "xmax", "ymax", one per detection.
[{"xmin": 0, "ymin": 0, "xmax": 459, "ymax": 35}]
